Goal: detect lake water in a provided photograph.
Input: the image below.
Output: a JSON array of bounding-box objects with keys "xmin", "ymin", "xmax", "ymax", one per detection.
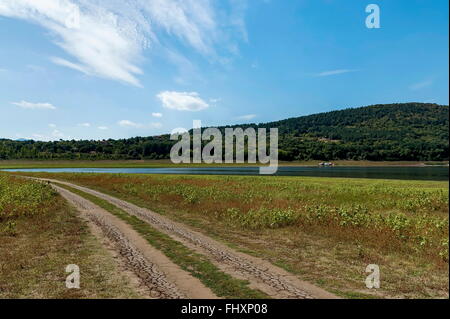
[{"xmin": 2, "ymin": 166, "xmax": 448, "ymax": 181}]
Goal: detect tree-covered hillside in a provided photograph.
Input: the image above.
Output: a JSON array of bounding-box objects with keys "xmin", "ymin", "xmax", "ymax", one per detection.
[
  {"xmin": 267, "ymin": 103, "xmax": 449, "ymax": 161},
  {"xmin": 0, "ymin": 103, "xmax": 448, "ymax": 161}
]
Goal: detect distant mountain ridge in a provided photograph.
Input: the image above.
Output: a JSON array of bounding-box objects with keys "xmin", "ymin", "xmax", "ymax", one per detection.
[{"xmin": 1, "ymin": 103, "xmax": 448, "ymax": 161}]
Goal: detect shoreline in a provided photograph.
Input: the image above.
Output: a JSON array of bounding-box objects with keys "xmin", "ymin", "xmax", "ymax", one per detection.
[{"xmin": 0, "ymin": 160, "xmax": 448, "ymax": 169}]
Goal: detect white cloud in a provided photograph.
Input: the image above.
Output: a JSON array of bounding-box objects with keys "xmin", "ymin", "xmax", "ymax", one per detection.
[
  {"xmin": 48, "ymin": 123, "xmax": 57, "ymax": 128},
  {"xmin": 118, "ymin": 120, "xmax": 162, "ymax": 130},
  {"xmin": 78, "ymin": 122, "xmax": 91, "ymax": 127},
  {"xmin": 118, "ymin": 120, "xmax": 143, "ymax": 128},
  {"xmin": 157, "ymin": 91, "xmax": 209, "ymax": 111},
  {"xmin": 409, "ymin": 80, "xmax": 433, "ymax": 91},
  {"xmin": 11, "ymin": 100, "xmax": 57, "ymax": 110},
  {"xmin": 236, "ymin": 114, "xmax": 256, "ymax": 120},
  {"xmin": 0, "ymin": 0, "xmax": 248, "ymax": 86},
  {"xmin": 51, "ymin": 57, "xmax": 90, "ymax": 75},
  {"xmin": 315, "ymin": 69, "xmax": 358, "ymax": 77},
  {"xmin": 152, "ymin": 112, "xmax": 163, "ymax": 118},
  {"xmin": 98, "ymin": 126, "xmax": 108, "ymax": 130}
]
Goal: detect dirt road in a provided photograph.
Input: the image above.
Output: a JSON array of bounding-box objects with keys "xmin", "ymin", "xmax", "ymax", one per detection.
[
  {"xmin": 52, "ymin": 184, "xmax": 217, "ymax": 299},
  {"xmin": 39, "ymin": 177, "xmax": 337, "ymax": 299}
]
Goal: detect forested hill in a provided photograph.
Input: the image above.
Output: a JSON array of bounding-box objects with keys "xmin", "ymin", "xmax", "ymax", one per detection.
[
  {"xmin": 260, "ymin": 102, "xmax": 449, "ymax": 161},
  {"xmin": 1, "ymin": 103, "xmax": 448, "ymax": 161}
]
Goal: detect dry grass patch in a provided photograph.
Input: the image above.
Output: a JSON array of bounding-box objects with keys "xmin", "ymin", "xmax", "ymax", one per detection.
[{"xmin": 0, "ymin": 175, "xmax": 142, "ymax": 298}]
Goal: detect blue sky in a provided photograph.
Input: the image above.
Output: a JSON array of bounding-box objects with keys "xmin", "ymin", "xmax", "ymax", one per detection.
[{"xmin": 0, "ymin": 0, "xmax": 448, "ymax": 141}]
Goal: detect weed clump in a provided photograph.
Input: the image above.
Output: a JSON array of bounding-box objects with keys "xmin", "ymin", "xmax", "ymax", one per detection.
[{"xmin": 0, "ymin": 175, "xmax": 57, "ymax": 234}]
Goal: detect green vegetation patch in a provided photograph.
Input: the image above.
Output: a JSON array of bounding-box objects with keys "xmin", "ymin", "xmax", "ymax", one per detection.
[
  {"xmin": 0, "ymin": 175, "xmax": 56, "ymax": 235},
  {"xmin": 0, "ymin": 175, "xmax": 143, "ymax": 298}
]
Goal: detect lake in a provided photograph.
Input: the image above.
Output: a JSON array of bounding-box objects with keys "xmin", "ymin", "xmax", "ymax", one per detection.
[{"xmin": 1, "ymin": 166, "xmax": 448, "ymax": 181}]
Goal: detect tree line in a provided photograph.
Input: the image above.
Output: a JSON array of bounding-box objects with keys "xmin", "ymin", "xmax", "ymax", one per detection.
[{"xmin": 1, "ymin": 103, "xmax": 448, "ymax": 161}]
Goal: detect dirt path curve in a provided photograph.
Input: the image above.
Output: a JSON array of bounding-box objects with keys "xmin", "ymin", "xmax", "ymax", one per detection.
[
  {"xmin": 42, "ymin": 178, "xmax": 338, "ymax": 299},
  {"xmin": 52, "ymin": 184, "xmax": 217, "ymax": 299}
]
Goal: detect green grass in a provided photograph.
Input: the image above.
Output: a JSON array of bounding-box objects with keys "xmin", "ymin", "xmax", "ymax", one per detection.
[
  {"xmin": 0, "ymin": 175, "xmax": 56, "ymax": 233},
  {"xmin": 54, "ymin": 182, "xmax": 269, "ymax": 299},
  {"xmin": 17, "ymin": 172, "xmax": 448, "ymax": 298}
]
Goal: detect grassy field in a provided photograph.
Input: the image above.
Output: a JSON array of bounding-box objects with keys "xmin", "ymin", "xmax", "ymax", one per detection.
[
  {"xmin": 0, "ymin": 159, "xmax": 447, "ymax": 169},
  {"xmin": 0, "ymin": 175, "xmax": 142, "ymax": 298},
  {"xmin": 9, "ymin": 172, "xmax": 449, "ymax": 298}
]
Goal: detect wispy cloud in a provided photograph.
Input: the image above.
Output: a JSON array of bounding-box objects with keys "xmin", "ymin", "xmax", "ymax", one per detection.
[
  {"xmin": 51, "ymin": 57, "xmax": 90, "ymax": 76},
  {"xmin": 409, "ymin": 80, "xmax": 433, "ymax": 91},
  {"xmin": 11, "ymin": 100, "xmax": 57, "ymax": 110},
  {"xmin": 78, "ymin": 122, "xmax": 91, "ymax": 127},
  {"xmin": 236, "ymin": 114, "xmax": 256, "ymax": 120},
  {"xmin": 30, "ymin": 129, "xmax": 70, "ymax": 141},
  {"xmin": 0, "ymin": 0, "xmax": 248, "ymax": 86},
  {"xmin": 118, "ymin": 120, "xmax": 144, "ymax": 128},
  {"xmin": 152, "ymin": 112, "xmax": 163, "ymax": 118},
  {"xmin": 118, "ymin": 120, "xmax": 162, "ymax": 129},
  {"xmin": 98, "ymin": 126, "xmax": 108, "ymax": 130},
  {"xmin": 315, "ymin": 69, "xmax": 359, "ymax": 77},
  {"xmin": 157, "ymin": 91, "xmax": 209, "ymax": 111}
]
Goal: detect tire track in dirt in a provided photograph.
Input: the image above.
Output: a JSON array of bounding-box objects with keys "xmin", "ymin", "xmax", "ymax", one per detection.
[
  {"xmin": 44, "ymin": 178, "xmax": 338, "ymax": 299},
  {"xmin": 52, "ymin": 184, "xmax": 217, "ymax": 299}
]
